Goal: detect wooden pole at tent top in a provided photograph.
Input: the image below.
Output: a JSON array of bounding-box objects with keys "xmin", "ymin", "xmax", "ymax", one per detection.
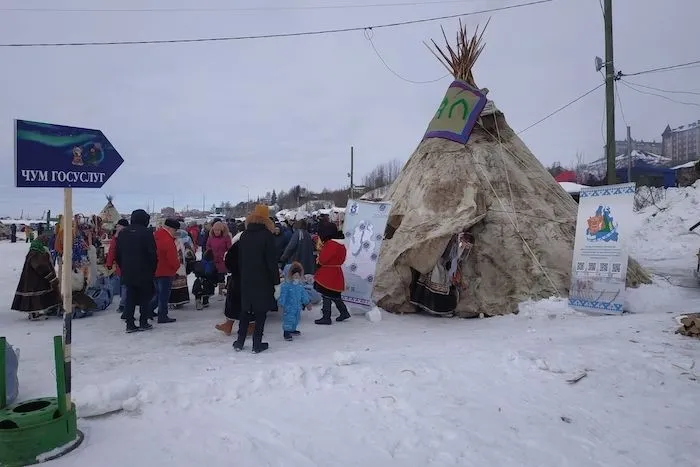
[{"xmin": 61, "ymin": 187, "xmax": 73, "ymax": 410}]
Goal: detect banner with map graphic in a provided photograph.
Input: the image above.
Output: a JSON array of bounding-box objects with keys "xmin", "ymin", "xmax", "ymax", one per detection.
[
  {"xmin": 568, "ymin": 182, "xmax": 636, "ymax": 314},
  {"xmin": 341, "ymin": 200, "xmax": 392, "ymax": 308}
]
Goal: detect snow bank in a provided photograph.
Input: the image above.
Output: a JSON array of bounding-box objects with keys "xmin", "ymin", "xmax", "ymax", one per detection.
[
  {"xmin": 518, "ymin": 297, "xmax": 583, "ymax": 319},
  {"xmin": 624, "ymin": 280, "xmax": 683, "ymax": 314},
  {"xmin": 630, "ymin": 182, "xmax": 700, "ymax": 262},
  {"xmin": 365, "ymin": 306, "xmax": 382, "ymax": 322},
  {"xmin": 333, "ymin": 351, "xmax": 358, "ymax": 366},
  {"xmin": 74, "ymin": 378, "xmax": 141, "ymax": 418}
]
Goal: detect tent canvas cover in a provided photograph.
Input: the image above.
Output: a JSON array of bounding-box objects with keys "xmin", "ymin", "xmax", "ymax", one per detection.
[
  {"xmin": 99, "ymin": 195, "xmax": 121, "ymax": 230},
  {"xmin": 373, "ymin": 22, "xmax": 650, "ymax": 318}
]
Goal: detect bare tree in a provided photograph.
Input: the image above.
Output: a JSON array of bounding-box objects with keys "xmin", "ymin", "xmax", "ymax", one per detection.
[{"xmin": 362, "ymin": 159, "xmax": 404, "ymax": 190}]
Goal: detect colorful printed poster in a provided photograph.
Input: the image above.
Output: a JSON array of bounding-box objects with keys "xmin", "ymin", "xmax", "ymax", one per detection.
[
  {"xmin": 423, "ymin": 80, "xmax": 487, "ymax": 144},
  {"xmin": 341, "ymin": 200, "xmax": 392, "ymax": 308},
  {"xmin": 568, "ymin": 183, "xmax": 636, "ymax": 314}
]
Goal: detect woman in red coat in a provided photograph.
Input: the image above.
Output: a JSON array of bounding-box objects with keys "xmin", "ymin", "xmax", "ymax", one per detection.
[
  {"xmin": 105, "ymin": 219, "xmax": 130, "ymax": 312},
  {"xmin": 313, "ymin": 226, "xmax": 350, "ymax": 325}
]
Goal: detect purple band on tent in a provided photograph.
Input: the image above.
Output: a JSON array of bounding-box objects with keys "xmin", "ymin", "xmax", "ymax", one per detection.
[{"xmin": 423, "ymin": 80, "xmax": 487, "ymax": 145}]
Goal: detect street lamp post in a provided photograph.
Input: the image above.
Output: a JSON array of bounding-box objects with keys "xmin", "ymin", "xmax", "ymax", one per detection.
[{"xmin": 242, "ymin": 185, "xmax": 250, "ymax": 212}]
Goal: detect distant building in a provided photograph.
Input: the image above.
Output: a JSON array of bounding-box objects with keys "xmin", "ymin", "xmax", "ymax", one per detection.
[
  {"xmin": 607, "ymin": 139, "xmax": 662, "ymax": 157},
  {"xmin": 662, "ymin": 120, "xmax": 700, "ymax": 163}
]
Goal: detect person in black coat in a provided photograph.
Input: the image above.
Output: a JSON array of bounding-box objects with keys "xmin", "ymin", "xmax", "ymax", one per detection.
[
  {"xmin": 233, "ymin": 205, "xmax": 279, "ymax": 354},
  {"xmin": 115, "ymin": 209, "xmax": 157, "ymax": 333},
  {"xmin": 10, "ymin": 224, "xmax": 17, "ymax": 243}
]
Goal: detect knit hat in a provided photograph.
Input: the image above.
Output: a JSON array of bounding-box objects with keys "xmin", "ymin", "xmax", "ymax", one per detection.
[
  {"xmin": 164, "ymin": 218, "xmax": 180, "ymax": 230},
  {"xmin": 117, "ymin": 219, "xmax": 129, "ymax": 227},
  {"xmin": 252, "ymin": 204, "xmax": 269, "ymax": 218}
]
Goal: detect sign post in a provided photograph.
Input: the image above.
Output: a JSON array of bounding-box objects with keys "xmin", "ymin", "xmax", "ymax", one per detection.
[
  {"xmin": 61, "ymin": 187, "xmax": 72, "ymax": 409},
  {"xmin": 1, "ymin": 119, "xmax": 124, "ymax": 464}
]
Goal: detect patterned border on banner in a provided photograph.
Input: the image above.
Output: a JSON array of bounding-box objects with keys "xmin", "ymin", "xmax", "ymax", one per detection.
[
  {"xmin": 579, "ymin": 185, "xmax": 636, "ymax": 198},
  {"xmin": 568, "ymin": 298, "xmax": 624, "ymax": 312}
]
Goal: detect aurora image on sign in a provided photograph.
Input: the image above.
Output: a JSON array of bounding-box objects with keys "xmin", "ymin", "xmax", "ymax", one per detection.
[
  {"xmin": 423, "ymin": 80, "xmax": 487, "ymax": 144},
  {"xmin": 15, "ymin": 119, "xmax": 124, "ymax": 189}
]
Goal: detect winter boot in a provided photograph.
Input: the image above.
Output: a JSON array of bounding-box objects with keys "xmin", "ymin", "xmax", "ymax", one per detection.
[
  {"xmin": 291, "ymin": 330, "xmax": 301, "ymax": 336},
  {"xmin": 315, "ymin": 301, "xmax": 332, "ymax": 325},
  {"xmin": 202, "ymin": 296, "xmax": 210, "ymax": 308},
  {"xmin": 215, "ymin": 320, "xmax": 234, "ymax": 336},
  {"xmin": 125, "ymin": 322, "xmax": 140, "ymax": 333},
  {"xmin": 232, "ymin": 340, "xmax": 244, "ymax": 351},
  {"xmin": 28, "ymin": 312, "xmax": 48, "ymax": 321},
  {"xmin": 283, "ymin": 331, "xmax": 293, "ymax": 341},
  {"xmin": 195, "ymin": 297, "xmax": 203, "ymax": 310},
  {"xmin": 336, "ymin": 310, "xmax": 351, "ymax": 322},
  {"xmin": 252, "ymin": 343, "xmax": 269, "ymax": 354}
]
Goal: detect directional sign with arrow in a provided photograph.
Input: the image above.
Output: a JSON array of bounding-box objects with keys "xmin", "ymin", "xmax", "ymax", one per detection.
[{"xmin": 15, "ymin": 119, "xmax": 124, "ymax": 189}]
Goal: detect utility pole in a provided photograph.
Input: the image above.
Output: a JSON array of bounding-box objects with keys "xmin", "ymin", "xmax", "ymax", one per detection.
[
  {"xmin": 626, "ymin": 125, "xmax": 632, "ymax": 183},
  {"xmin": 604, "ymin": 0, "xmax": 617, "ymax": 184},
  {"xmin": 349, "ymin": 146, "xmax": 355, "ymax": 201}
]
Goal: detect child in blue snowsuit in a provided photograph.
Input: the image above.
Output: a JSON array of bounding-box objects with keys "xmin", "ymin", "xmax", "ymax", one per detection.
[{"xmin": 278, "ymin": 262, "xmax": 311, "ymax": 341}]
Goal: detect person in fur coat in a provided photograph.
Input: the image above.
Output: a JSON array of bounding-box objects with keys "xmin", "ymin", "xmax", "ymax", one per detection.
[
  {"xmin": 233, "ymin": 205, "xmax": 279, "ymax": 354},
  {"xmin": 12, "ymin": 235, "xmax": 61, "ymax": 320},
  {"xmin": 206, "ymin": 221, "xmax": 232, "ymax": 296},
  {"xmin": 313, "ymin": 225, "xmax": 350, "ymax": 325}
]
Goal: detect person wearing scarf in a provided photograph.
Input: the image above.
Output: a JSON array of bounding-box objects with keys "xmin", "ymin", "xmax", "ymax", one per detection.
[{"xmin": 11, "ymin": 235, "xmax": 62, "ymax": 320}]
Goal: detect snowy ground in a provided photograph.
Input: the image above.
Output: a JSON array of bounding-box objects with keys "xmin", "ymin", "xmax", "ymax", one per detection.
[{"xmin": 2, "ymin": 190, "xmax": 700, "ymax": 466}]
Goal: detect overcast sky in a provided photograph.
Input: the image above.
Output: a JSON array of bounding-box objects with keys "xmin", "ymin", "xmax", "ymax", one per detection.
[{"xmin": 1, "ymin": 0, "xmax": 699, "ymax": 218}]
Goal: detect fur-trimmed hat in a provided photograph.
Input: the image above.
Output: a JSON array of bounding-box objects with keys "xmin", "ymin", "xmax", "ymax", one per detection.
[{"xmin": 164, "ymin": 218, "xmax": 180, "ymax": 230}]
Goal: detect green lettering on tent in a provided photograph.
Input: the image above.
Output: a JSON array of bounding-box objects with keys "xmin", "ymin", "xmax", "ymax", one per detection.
[
  {"xmin": 436, "ymin": 97, "xmax": 448, "ymax": 119},
  {"xmin": 448, "ymin": 99, "xmax": 469, "ymax": 120}
]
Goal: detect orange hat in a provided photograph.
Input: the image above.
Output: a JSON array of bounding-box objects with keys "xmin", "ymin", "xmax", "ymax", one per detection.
[{"xmin": 253, "ymin": 204, "xmax": 269, "ymax": 218}]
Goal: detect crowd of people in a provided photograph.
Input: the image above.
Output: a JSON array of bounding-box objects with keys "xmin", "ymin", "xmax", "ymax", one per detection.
[{"xmin": 10, "ymin": 205, "xmax": 350, "ymax": 354}]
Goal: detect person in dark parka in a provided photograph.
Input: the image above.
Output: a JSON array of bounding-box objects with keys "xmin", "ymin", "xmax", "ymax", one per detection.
[
  {"xmin": 115, "ymin": 209, "xmax": 157, "ymax": 333},
  {"xmin": 233, "ymin": 205, "xmax": 279, "ymax": 354},
  {"xmin": 280, "ymin": 219, "xmax": 315, "ymax": 274}
]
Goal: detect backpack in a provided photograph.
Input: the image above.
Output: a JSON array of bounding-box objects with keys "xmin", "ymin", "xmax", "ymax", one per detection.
[{"xmin": 86, "ymin": 285, "xmax": 113, "ymax": 311}]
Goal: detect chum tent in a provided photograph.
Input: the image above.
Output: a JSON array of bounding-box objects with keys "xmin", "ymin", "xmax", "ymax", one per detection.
[{"xmin": 372, "ymin": 22, "xmax": 651, "ymax": 318}]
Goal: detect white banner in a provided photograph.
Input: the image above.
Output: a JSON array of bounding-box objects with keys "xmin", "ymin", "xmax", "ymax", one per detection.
[
  {"xmin": 569, "ymin": 182, "xmax": 636, "ymax": 314},
  {"xmin": 341, "ymin": 200, "xmax": 392, "ymax": 307}
]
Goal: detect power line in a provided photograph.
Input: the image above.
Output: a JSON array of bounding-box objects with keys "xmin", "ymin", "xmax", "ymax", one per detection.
[
  {"xmin": 517, "ymin": 82, "xmax": 605, "ymax": 135},
  {"xmin": 620, "ymin": 80, "xmax": 700, "ymax": 108},
  {"xmin": 614, "ymin": 81, "xmax": 629, "ymax": 126},
  {"xmin": 0, "ymin": 0, "xmax": 552, "ymax": 48},
  {"xmin": 364, "ymin": 29, "xmax": 449, "ymax": 84},
  {"xmin": 0, "ymin": 0, "xmax": 494, "ymax": 13},
  {"xmin": 622, "ymin": 58, "xmax": 700, "ymax": 77},
  {"xmin": 620, "ymin": 79, "xmax": 700, "ymax": 97}
]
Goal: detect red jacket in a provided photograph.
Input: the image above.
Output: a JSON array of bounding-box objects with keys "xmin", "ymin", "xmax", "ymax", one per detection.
[
  {"xmin": 314, "ymin": 239, "xmax": 346, "ymax": 292},
  {"xmin": 187, "ymin": 226, "xmax": 199, "ymax": 247},
  {"xmin": 105, "ymin": 234, "xmax": 120, "ymax": 276},
  {"xmin": 154, "ymin": 228, "xmax": 180, "ymax": 277}
]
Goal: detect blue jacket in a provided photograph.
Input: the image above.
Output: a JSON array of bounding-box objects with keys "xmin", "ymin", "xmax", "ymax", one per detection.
[{"xmin": 279, "ymin": 281, "xmax": 310, "ymax": 332}]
